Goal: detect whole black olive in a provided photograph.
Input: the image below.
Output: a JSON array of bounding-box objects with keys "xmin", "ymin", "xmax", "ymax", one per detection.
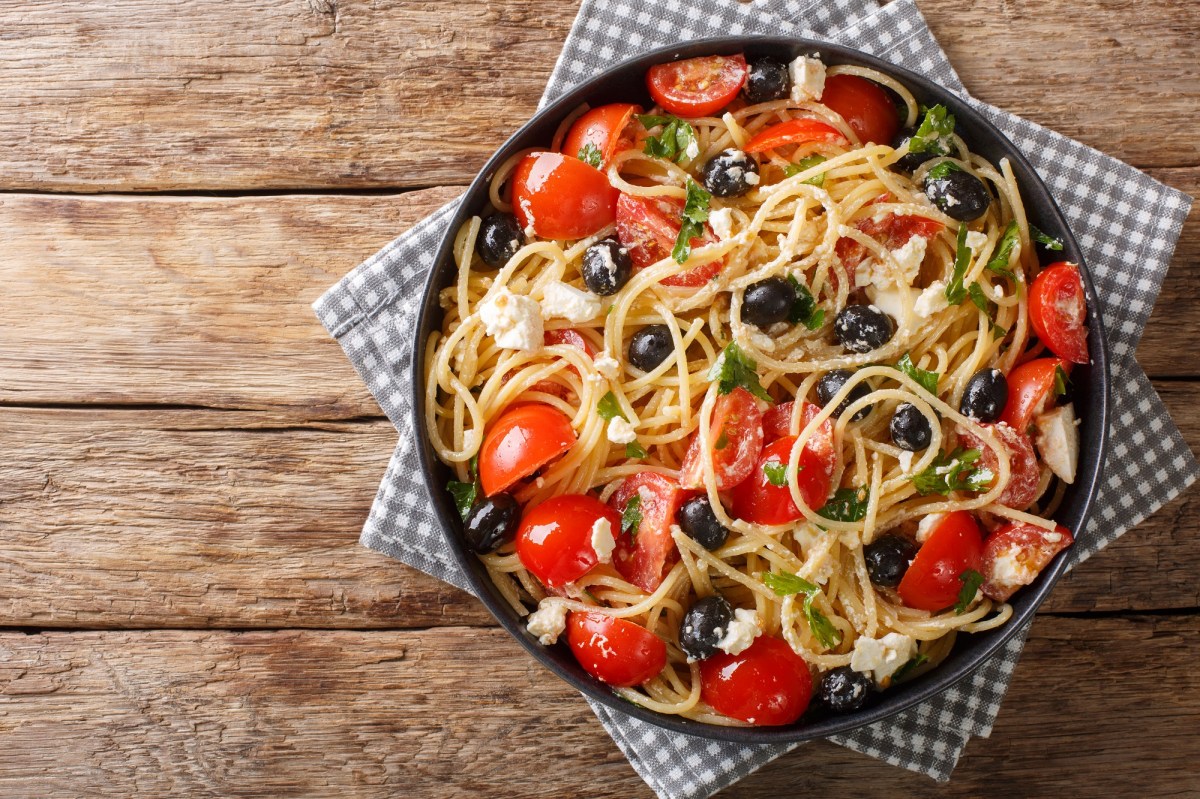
[
  {"xmin": 678, "ymin": 496, "xmax": 731, "ymax": 551},
  {"xmin": 817, "ymin": 666, "xmax": 874, "ymax": 713},
  {"xmin": 833, "ymin": 305, "xmax": 896, "ymax": 354},
  {"xmin": 743, "ymin": 57, "xmax": 791, "ymax": 104},
  {"xmin": 627, "ymin": 324, "xmax": 674, "ymax": 372},
  {"xmin": 924, "ymin": 168, "xmax": 991, "ymax": 222},
  {"xmin": 890, "ymin": 128, "xmax": 937, "ymax": 173},
  {"xmin": 890, "ymin": 402, "xmax": 933, "ymax": 451},
  {"xmin": 701, "ymin": 149, "xmax": 760, "ymax": 198},
  {"xmin": 679, "ymin": 595, "xmax": 734, "ymax": 662},
  {"xmin": 463, "ymin": 493, "xmax": 521, "ymax": 554},
  {"xmin": 582, "ymin": 238, "xmax": 633, "ymax": 296},
  {"xmin": 864, "ymin": 534, "xmax": 917, "ymax": 588},
  {"xmin": 816, "ymin": 369, "xmax": 873, "ymax": 422},
  {"xmin": 960, "ymin": 368, "xmax": 1008, "ymax": 423},
  {"xmin": 476, "ymin": 212, "xmax": 524, "ymax": 268},
  {"xmin": 742, "ymin": 276, "xmax": 796, "ymax": 329}
]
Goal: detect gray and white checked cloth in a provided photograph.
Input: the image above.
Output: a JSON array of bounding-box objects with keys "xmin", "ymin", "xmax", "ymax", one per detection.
[{"xmin": 312, "ymin": 0, "xmax": 1196, "ymax": 795}]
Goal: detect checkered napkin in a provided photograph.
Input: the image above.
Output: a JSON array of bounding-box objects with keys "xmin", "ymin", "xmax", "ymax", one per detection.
[{"xmin": 313, "ymin": 0, "xmax": 1196, "ymax": 794}]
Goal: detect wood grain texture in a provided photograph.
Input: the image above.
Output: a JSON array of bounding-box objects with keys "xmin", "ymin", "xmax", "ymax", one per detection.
[
  {"xmin": 0, "ymin": 0, "xmax": 1195, "ymax": 192},
  {"xmin": 0, "ymin": 617, "xmax": 1195, "ymax": 798}
]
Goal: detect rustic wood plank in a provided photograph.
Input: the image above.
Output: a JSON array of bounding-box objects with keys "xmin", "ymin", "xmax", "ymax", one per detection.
[
  {"xmin": 0, "ymin": 397, "xmax": 1193, "ymax": 630},
  {"xmin": 0, "ymin": 617, "xmax": 1194, "ymax": 797},
  {"xmin": 0, "ymin": 0, "xmax": 1195, "ymax": 193}
]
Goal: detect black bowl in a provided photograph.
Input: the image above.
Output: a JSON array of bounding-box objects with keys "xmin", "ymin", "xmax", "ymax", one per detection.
[{"xmin": 411, "ymin": 37, "xmax": 1110, "ymax": 743}]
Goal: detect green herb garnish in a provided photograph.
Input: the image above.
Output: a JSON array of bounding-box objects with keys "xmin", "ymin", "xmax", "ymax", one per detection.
[
  {"xmin": 639, "ymin": 114, "xmax": 699, "ymax": 163},
  {"xmin": 577, "ymin": 142, "xmax": 603, "ymax": 168},
  {"xmin": 625, "ymin": 440, "xmax": 648, "ymax": 459},
  {"xmin": 763, "ymin": 462, "xmax": 789, "ymax": 487},
  {"xmin": 907, "ymin": 104, "xmax": 956, "ymax": 155},
  {"xmin": 910, "ymin": 448, "xmax": 995, "ymax": 495},
  {"xmin": 1055, "ymin": 364, "xmax": 1069, "ymax": 396},
  {"xmin": 1031, "ymin": 224, "xmax": 1064, "ymax": 251},
  {"xmin": 954, "ymin": 569, "xmax": 985, "ymax": 614},
  {"xmin": 446, "ymin": 455, "xmax": 482, "ymax": 521},
  {"xmin": 968, "ymin": 282, "xmax": 990, "ymax": 314},
  {"xmin": 818, "ymin": 486, "xmax": 870, "ymax": 522},
  {"xmin": 991, "ymin": 323, "xmax": 1008, "ymax": 342},
  {"xmin": 597, "ymin": 390, "xmax": 626, "ymax": 422},
  {"xmin": 944, "ymin": 224, "xmax": 971, "ymax": 306},
  {"xmin": 762, "ymin": 571, "xmax": 842, "ymax": 649},
  {"xmin": 893, "ymin": 652, "xmax": 930, "ymax": 682},
  {"xmin": 621, "ymin": 493, "xmax": 643, "ymax": 536},
  {"xmin": 985, "ymin": 220, "xmax": 1020, "ymax": 278},
  {"xmin": 925, "ymin": 160, "xmax": 962, "ymax": 181},
  {"xmin": 783, "ymin": 154, "xmax": 828, "ymax": 186},
  {"xmin": 786, "ymin": 275, "xmax": 825, "ymax": 329},
  {"xmin": 671, "ymin": 178, "xmax": 712, "ymax": 264},
  {"xmin": 894, "ymin": 352, "xmax": 940, "ymax": 395},
  {"xmin": 707, "ymin": 341, "xmax": 772, "ymax": 402}
]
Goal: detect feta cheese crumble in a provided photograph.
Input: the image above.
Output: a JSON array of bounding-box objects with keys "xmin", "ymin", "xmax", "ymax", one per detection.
[
  {"xmin": 478, "ymin": 287, "xmax": 544, "ymax": 352},
  {"xmin": 788, "ymin": 56, "xmax": 826, "ymax": 102},
  {"xmin": 914, "ymin": 281, "xmax": 950, "ymax": 318},
  {"xmin": 541, "ymin": 281, "xmax": 602, "ymax": 323},
  {"xmin": 708, "ymin": 207, "xmax": 735, "ymax": 241},
  {"xmin": 916, "ymin": 512, "xmax": 944, "ymax": 543},
  {"xmin": 526, "ymin": 598, "xmax": 568, "ymax": 645},
  {"xmin": 606, "ymin": 416, "xmax": 637, "ymax": 444},
  {"xmin": 850, "ymin": 632, "xmax": 917, "ymax": 684},
  {"xmin": 590, "ymin": 517, "xmax": 616, "ymax": 563},
  {"xmin": 965, "ymin": 230, "xmax": 988, "ymax": 253},
  {"xmin": 1034, "ymin": 402, "xmax": 1080, "ymax": 484},
  {"xmin": 716, "ymin": 608, "xmax": 762, "ymax": 656},
  {"xmin": 593, "ymin": 351, "xmax": 621, "ymax": 380}
]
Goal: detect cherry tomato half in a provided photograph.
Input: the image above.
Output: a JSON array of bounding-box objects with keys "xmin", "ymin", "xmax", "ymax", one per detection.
[
  {"xmin": 566, "ymin": 611, "xmax": 667, "ymax": 687},
  {"xmin": 479, "ymin": 404, "xmax": 575, "ymax": 495},
  {"xmin": 836, "ymin": 213, "xmax": 945, "ymax": 271},
  {"xmin": 959, "ymin": 422, "xmax": 1041, "ymax": 510},
  {"xmin": 700, "ymin": 636, "xmax": 813, "ymax": 726},
  {"xmin": 981, "ymin": 522, "xmax": 1074, "ymax": 602},
  {"xmin": 529, "ymin": 329, "xmax": 599, "ymax": 399},
  {"xmin": 511, "ymin": 152, "xmax": 619, "ymax": 241},
  {"xmin": 614, "ymin": 193, "xmax": 722, "ymax": 286},
  {"xmin": 679, "ymin": 387, "xmax": 765, "ymax": 491},
  {"xmin": 999, "ymin": 357, "xmax": 1066, "ymax": 433},
  {"xmin": 609, "ymin": 472, "xmax": 687, "ymax": 592},
  {"xmin": 515, "ymin": 494, "xmax": 622, "ymax": 588},
  {"xmin": 743, "ymin": 118, "xmax": 849, "ymax": 153},
  {"xmin": 897, "ymin": 510, "xmax": 985, "ymax": 611},
  {"xmin": 561, "ymin": 103, "xmax": 641, "ymax": 168},
  {"xmin": 646, "ymin": 54, "xmax": 748, "ymax": 118},
  {"xmin": 761, "ymin": 401, "xmax": 838, "ymax": 472},
  {"xmin": 819, "ymin": 74, "xmax": 901, "ymax": 145},
  {"xmin": 729, "ymin": 435, "xmax": 833, "ymax": 526},
  {"xmin": 1029, "ymin": 262, "xmax": 1089, "ymax": 365}
]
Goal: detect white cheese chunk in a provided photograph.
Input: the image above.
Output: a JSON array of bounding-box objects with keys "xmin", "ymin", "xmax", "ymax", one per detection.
[
  {"xmin": 708, "ymin": 207, "xmax": 735, "ymax": 241},
  {"xmin": 788, "ymin": 56, "xmax": 826, "ymax": 103},
  {"xmin": 541, "ymin": 281, "xmax": 602, "ymax": 323},
  {"xmin": 897, "ymin": 450, "xmax": 915, "ymax": 474},
  {"xmin": 525, "ymin": 599, "xmax": 568, "ymax": 646},
  {"xmin": 914, "ymin": 281, "xmax": 950, "ymax": 318},
  {"xmin": 916, "ymin": 512, "xmax": 945, "ymax": 543},
  {"xmin": 590, "ymin": 516, "xmax": 616, "ymax": 563},
  {"xmin": 965, "ymin": 231, "xmax": 988, "ymax": 253},
  {"xmin": 850, "ymin": 632, "xmax": 917, "ymax": 684},
  {"xmin": 1034, "ymin": 402, "xmax": 1079, "ymax": 484},
  {"xmin": 593, "ymin": 352, "xmax": 621, "ymax": 380},
  {"xmin": 478, "ymin": 288, "xmax": 544, "ymax": 352},
  {"xmin": 990, "ymin": 549, "xmax": 1035, "ymax": 588},
  {"xmin": 716, "ymin": 607, "xmax": 762, "ymax": 656},
  {"xmin": 868, "ymin": 283, "xmax": 913, "ymax": 323},
  {"xmin": 889, "ymin": 235, "xmax": 928, "ymax": 283},
  {"xmin": 606, "ymin": 416, "xmax": 637, "ymax": 444}
]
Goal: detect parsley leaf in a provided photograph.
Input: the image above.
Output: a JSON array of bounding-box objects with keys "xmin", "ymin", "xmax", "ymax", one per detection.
[
  {"xmin": 577, "ymin": 142, "xmax": 602, "ymax": 168},
  {"xmin": 818, "ymin": 486, "xmax": 870, "ymax": 522},
  {"xmin": 910, "ymin": 448, "xmax": 995, "ymax": 495},
  {"xmin": 968, "ymin": 282, "xmax": 991, "ymax": 315},
  {"xmin": 944, "ymin": 224, "xmax": 971, "ymax": 305},
  {"xmin": 671, "ymin": 179, "xmax": 712, "ymax": 264},
  {"xmin": 894, "ymin": 352, "xmax": 940, "ymax": 394},
  {"xmin": 1055, "ymin": 365, "xmax": 1069, "ymax": 396},
  {"xmin": 925, "ymin": 160, "xmax": 962, "ymax": 181},
  {"xmin": 597, "ymin": 391, "xmax": 626, "ymax": 422},
  {"xmin": 954, "ymin": 569, "xmax": 985, "ymax": 614},
  {"xmin": 783, "ymin": 154, "xmax": 828, "ymax": 186},
  {"xmin": 991, "ymin": 323, "xmax": 1008, "ymax": 342},
  {"xmin": 786, "ymin": 275, "xmax": 825, "ymax": 329},
  {"xmin": 763, "ymin": 462, "xmax": 789, "ymax": 487},
  {"xmin": 907, "ymin": 104, "xmax": 956, "ymax": 155},
  {"xmin": 621, "ymin": 493, "xmax": 643, "ymax": 536},
  {"xmin": 639, "ymin": 114, "xmax": 698, "ymax": 163},
  {"xmin": 762, "ymin": 572, "xmax": 842, "ymax": 649},
  {"xmin": 707, "ymin": 342, "xmax": 772, "ymax": 402},
  {"xmin": 892, "ymin": 652, "xmax": 930, "ymax": 682},
  {"xmin": 446, "ymin": 455, "xmax": 482, "ymax": 521},
  {"xmin": 625, "ymin": 440, "xmax": 648, "ymax": 459},
  {"xmin": 1031, "ymin": 224, "xmax": 1064, "ymax": 251},
  {"xmin": 985, "ymin": 220, "xmax": 1020, "ymax": 278}
]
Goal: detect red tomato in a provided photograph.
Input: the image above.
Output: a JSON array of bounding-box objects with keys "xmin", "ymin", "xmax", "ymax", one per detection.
[
  {"xmin": 679, "ymin": 388, "xmax": 765, "ymax": 491},
  {"xmin": 566, "ymin": 611, "xmax": 667, "ymax": 687},
  {"xmin": 529, "ymin": 329, "xmax": 599, "ymax": 398},
  {"xmin": 761, "ymin": 401, "xmax": 838, "ymax": 472},
  {"xmin": 646, "ymin": 54, "xmax": 748, "ymax": 118},
  {"xmin": 700, "ymin": 636, "xmax": 812, "ymax": 726},
  {"xmin": 561, "ymin": 103, "xmax": 641, "ymax": 168},
  {"xmin": 1029, "ymin": 262, "xmax": 1089, "ymax": 364},
  {"xmin": 479, "ymin": 404, "xmax": 575, "ymax": 495},
  {"xmin": 836, "ymin": 213, "xmax": 945, "ymax": 271},
  {"xmin": 819, "ymin": 74, "xmax": 901, "ymax": 145},
  {"xmin": 981, "ymin": 522, "xmax": 1074, "ymax": 602},
  {"xmin": 743, "ymin": 118, "xmax": 849, "ymax": 153},
  {"xmin": 958, "ymin": 423, "xmax": 1041, "ymax": 510},
  {"xmin": 897, "ymin": 510, "xmax": 985, "ymax": 611},
  {"xmin": 614, "ymin": 193, "xmax": 722, "ymax": 286},
  {"xmin": 608, "ymin": 472, "xmax": 687, "ymax": 592},
  {"xmin": 999, "ymin": 358, "xmax": 1066, "ymax": 433},
  {"xmin": 511, "ymin": 152, "xmax": 619, "ymax": 241},
  {"xmin": 515, "ymin": 495, "xmax": 622, "ymax": 588},
  {"xmin": 729, "ymin": 435, "xmax": 833, "ymax": 525}
]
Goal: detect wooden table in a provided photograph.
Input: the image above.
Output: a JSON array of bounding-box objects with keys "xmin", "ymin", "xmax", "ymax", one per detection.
[{"xmin": 1, "ymin": 1, "xmax": 1196, "ymax": 796}]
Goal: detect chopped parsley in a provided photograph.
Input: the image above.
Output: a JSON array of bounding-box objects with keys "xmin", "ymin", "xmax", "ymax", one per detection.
[
  {"xmin": 621, "ymin": 492, "xmax": 643, "ymax": 536},
  {"xmin": 954, "ymin": 569, "xmax": 985, "ymax": 614},
  {"xmin": 639, "ymin": 114, "xmax": 699, "ymax": 163},
  {"xmin": 763, "ymin": 462, "xmax": 789, "ymax": 487},
  {"xmin": 894, "ymin": 352, "xmax": 940, "ymax": 395},
  {"xmin": 597, "ymin": 390, "xmax": 626, "ymax": 422},
  {"xmin": 907, "ymin": 104, "xmax": 956, "ymax": 155},
  {"xmin": 783, "ymin": 154, "xmax": 828, "ymax": 186},
  {"xmin": 1031, "ymin": 224, "xmax": 1064, "ymax": 251},
  {"xmin": 991, "ymin": 323, "xmax": 1009, "ymax": 342},
  {"xmin": 577, "ymin": 142, "xmax": 603, "ymax": 168},
  {"xmin": 985, "ymin": 220, "xmax": 1020, "ymax": 278},
  {"xmin": 1055, "ymin": 364, "xmax": 1069, "ymax": 396},
  {"xmin": 671, "ymin": 178, "xmax": 712, "ymax": 264},
  {"xmin": 762, "ymin": 571, "xmax": 842, "ymax": 649},
  {"xmin": 968, "ymin": 282, "xmax": 991, "ymax": 315},
  {"xmin": 625, "ymin": 440, "xmax": 648, "ymax": 459},
  {"xmin": 446, "ymin": 455, "xmax": 482, "ymax": 520},
  {"xmin": 910, "ymin": 448, "xmax": 995, "ymax": 495},
  {"xmin": 707, "ymin": 342, "xmax": 772, "ymax": 402},
  {"xmin": 787, "ymin": 275, "xmax": 825, "ymax": 330},
  {"xmin": 944, "ymin": 224, "xmax": 971, "ymax": 306},
  {"xmin": 818, "ymin": 486, "xmax": 870, "ymax": 523},
  {"xmin": 925, "ymin": 160, "xmax": 962, "ymax": 181},
  {"xmin": 892, "ymin": 652, "xmax": 930, "ymax": 682}
]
